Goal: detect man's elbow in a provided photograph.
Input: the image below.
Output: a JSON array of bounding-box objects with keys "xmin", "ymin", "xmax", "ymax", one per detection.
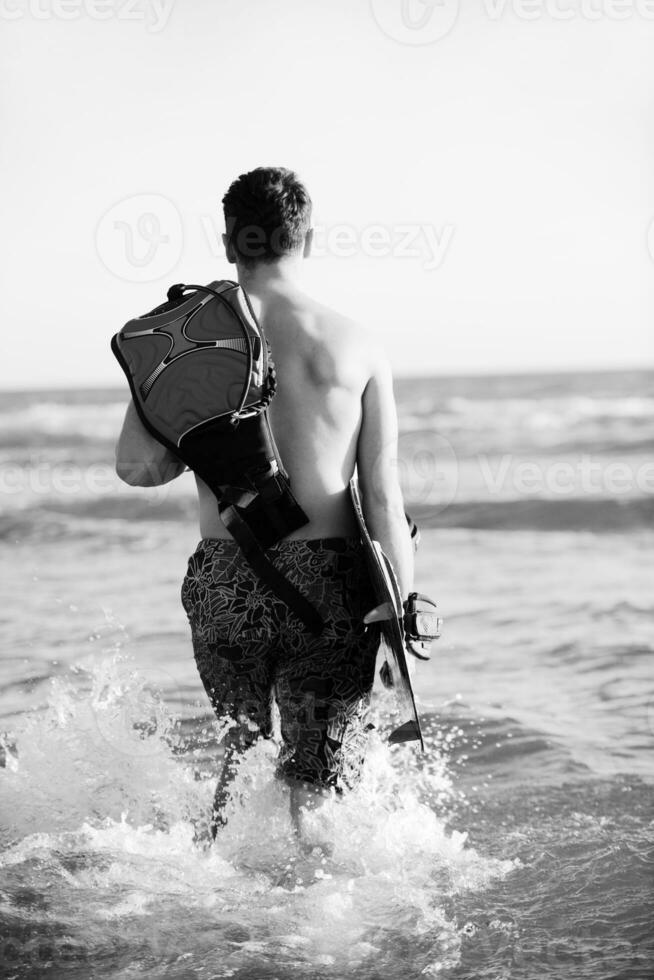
[
  {"xmin": 115, "ymin": 449, "xmax": 187, "ymax": 486},
  {"xmin": 115, "ymin": 460, "xmax": 155, "ymax": 486},
  {"xmin": 359, "ymin": 474, "xmax": 405, "ymax": 516}
]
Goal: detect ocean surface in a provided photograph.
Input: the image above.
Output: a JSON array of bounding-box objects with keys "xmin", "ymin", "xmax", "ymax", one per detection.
[{"xmin": 0, "ymin": 369, "xmax": 652, "ymax": 979}]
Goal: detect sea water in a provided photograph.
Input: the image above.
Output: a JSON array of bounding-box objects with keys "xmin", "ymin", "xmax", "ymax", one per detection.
[{"xmin": 0, "ymin": 371, "xmax": 652, "ymax": 979}]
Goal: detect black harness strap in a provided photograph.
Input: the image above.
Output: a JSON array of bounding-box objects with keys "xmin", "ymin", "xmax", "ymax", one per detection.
[{"xmin": 219, "ymin": 500, "xmax": 325, "ymax": 636}]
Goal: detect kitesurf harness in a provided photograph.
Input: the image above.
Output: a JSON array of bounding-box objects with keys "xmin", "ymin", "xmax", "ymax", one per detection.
[{"xmin": 111, "ymin": 280, "xmax": 324, "ymax": 635}]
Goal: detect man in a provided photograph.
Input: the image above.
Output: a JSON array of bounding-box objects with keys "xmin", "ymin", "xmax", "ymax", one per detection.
[{"xmin": 115, "ymin": 167, "xmax": 413, "ymax": 844}]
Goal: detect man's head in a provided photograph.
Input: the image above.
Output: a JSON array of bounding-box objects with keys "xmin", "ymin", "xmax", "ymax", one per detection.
[{"xmin": 222, "ymin": 167, "xmax": 313, "ymax": 270}]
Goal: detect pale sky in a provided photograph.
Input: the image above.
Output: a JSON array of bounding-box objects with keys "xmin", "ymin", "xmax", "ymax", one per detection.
[{"xmin": 2, "ymin": 0, "xmax": 653, "ymax": 388}]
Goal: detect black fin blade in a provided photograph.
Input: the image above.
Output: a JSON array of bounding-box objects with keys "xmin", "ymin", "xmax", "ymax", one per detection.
[{"xmin": 389, "ymin": 720, "xmax": 422, "ymax": 746}]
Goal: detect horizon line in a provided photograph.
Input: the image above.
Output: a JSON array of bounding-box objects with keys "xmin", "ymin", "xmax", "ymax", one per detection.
[{"xmin": 0, "ymin": 363, "xmax": 652, "ymax": 395}]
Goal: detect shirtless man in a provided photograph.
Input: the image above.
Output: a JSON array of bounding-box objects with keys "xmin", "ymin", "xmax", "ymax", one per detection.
[{"xmin": 115, "ymin": 167, "xmax": 414, "ymax": 843}]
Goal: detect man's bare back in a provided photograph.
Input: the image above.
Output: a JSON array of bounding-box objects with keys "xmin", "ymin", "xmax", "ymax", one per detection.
[
  {"xmin": 196, "ymin": 277, "xmax": 370, "ymax": 541},
  {"xmin": 116, "ymin": 269, "xmax": 413, "ymax": 594}
]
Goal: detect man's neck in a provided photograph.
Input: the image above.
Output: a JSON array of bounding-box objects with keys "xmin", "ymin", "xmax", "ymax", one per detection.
[{"xmin": 236, "ymin": 258, "xmax": 303, "ymax": 297}]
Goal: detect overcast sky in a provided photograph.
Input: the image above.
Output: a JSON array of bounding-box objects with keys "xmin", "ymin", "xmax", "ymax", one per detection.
[{"xmin": 2, "ymin": 0, "xmax": 653, "ymax": 387}]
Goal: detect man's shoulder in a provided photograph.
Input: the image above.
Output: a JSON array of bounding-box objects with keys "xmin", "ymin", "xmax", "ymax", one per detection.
[
  {"xmin": 270, "ymin": 288, "xmax": 386, "ymax": 388},
  {"xmin": 301, "ymin": 294, "xmax": 380, "ymax": 357},
  {"xmin": 312, "ymin": 301, "xmax": 387, "ymax": 388}
]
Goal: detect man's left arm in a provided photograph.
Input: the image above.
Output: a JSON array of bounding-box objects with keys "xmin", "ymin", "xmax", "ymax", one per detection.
[{"xmin": 115, "ymin": 400, "xmax": 187, "ymax": 486}]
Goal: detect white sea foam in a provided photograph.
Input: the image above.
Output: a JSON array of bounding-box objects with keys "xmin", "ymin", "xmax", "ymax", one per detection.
[{"xmin": 0, "ymin": 655, "xmax": 516, "ymax": 978}]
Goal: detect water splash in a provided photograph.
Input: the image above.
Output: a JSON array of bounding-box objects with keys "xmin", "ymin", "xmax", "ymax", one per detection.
[{"xmin": 0, "ymin": 657, "xmax": 516, "ymax": 979}]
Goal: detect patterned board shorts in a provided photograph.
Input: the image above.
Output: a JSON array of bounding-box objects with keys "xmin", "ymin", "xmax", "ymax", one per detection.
[{"xmin": 181, "ymin": 537, "xmax": 380, "ymax": 792}]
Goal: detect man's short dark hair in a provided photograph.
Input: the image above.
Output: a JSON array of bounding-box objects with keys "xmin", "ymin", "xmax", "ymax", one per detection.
[{"xmin": 222, "ymin": 167, "xmax": 312, "ymax": 268}]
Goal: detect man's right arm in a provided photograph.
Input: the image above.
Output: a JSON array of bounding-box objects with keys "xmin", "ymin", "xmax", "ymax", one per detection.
[
  {"xmin": 356, "ymin": 348, "xmax": 414, "ymax": 598},
  {"xmin": 115, "ymin": 401, "xmax": 186, "ymax": 486}
]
